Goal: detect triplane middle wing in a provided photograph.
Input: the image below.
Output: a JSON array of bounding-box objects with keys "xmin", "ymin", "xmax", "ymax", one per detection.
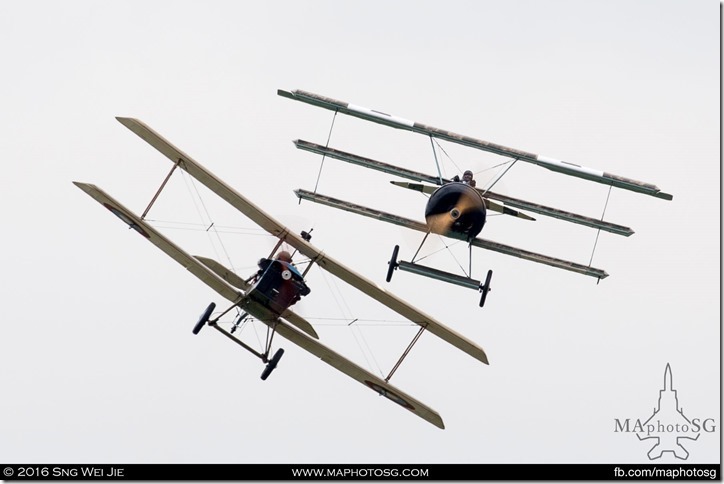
[{"xmin": 74, "ymin": 117, "xmax": 493, "ymax": 430}]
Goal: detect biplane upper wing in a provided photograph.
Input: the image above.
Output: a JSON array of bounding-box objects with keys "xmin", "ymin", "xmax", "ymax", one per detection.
[
  {"xmin": 116, "ymin": 117, "xmax": 488, "ymax": 365},
  {"xmin": 74, "ymin": 182, "xmax": 441, "ymax": 427},
  {"xmin": 295, "ymin": 188, "xmax": 609, "ymax": 280},
  {"xmin": 294, "ymin": 139, "xmax": 633, "ymax": 236}
]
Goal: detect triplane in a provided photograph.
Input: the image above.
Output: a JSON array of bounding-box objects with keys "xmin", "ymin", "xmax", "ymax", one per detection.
[
  {"xmin": 74, "ymin": 117, "xmax": 493, "ymax": 429},
  {"xmin": 279, "ymin": 89, "xmax": 673, "ymax": 307}
]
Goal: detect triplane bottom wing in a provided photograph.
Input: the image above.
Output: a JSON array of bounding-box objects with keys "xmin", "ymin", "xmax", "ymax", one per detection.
[
  {"xmin": 295, "ymin": 188, "xmax": 609, "ymax": 280},
  {"xmin": 73, "ymin": 181, "xmax": 445, "ymax": 429}
]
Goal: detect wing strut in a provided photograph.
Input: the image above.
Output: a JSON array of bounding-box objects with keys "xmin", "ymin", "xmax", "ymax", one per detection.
[
  {"xmin": 385, "ymin": 326, "xmax": 426, "ymax": 383},
  {"xmin": 141, "ymin": 157, "xmax": 182, "ymax": 219},
  {"xmin": 312, "ymin": 109, "xmax": 340, "ymax": 194},
  {"xmin": 589, "ymin": 185, "xmax": 613, "ymax": 284},
  {"xmin": 429, "ymin": 136, "xmax": 444, "ymax": 185}
]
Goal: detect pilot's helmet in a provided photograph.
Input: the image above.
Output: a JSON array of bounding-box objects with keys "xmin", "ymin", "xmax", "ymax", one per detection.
[
  {"xmin": 277, "ymin": 250, "xmax": 293, "ymax": 263},
  {"xmin": 463, "ymin": 170, "xmax": 473, "ymax": 177}
]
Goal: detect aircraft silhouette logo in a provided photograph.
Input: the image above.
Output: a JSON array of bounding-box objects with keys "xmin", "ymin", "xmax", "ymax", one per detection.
[{"xmin": 636, "ymin": 364, "xmax": 699, "ymax": 460}]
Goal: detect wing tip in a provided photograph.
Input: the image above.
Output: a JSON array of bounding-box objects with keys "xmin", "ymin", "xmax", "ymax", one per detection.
[
  {"xmin": 72, "ymin": 181, "xmax": 95, "ymax": 194},
  {"xmin": 115, "ymin": 116, "xmax": 143, "ymax": 130},
  {"xmin": 277, "ymin": 89, "xmax": 295, "ymax": 99}
]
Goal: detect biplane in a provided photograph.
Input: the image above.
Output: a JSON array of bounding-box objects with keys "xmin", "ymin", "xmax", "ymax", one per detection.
[
  {"xmin": 73, "ymin": 117, "xmax": 492, "ymax": 430},
  {"xmin": 278, "ymin": 89, "xmax": 673, "ymax": 307}
]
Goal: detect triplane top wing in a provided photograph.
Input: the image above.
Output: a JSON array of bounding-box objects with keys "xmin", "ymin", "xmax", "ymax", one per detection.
[
  {"xmin": 278, "ymin": 89, "xmax": 673, "ymax": 200},
  {"xmin": 74, "ymin": 116, "xmax": 495, "ymax": 430}
]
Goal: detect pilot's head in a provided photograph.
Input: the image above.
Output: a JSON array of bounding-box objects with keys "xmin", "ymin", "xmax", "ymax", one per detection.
[
  {"xmin": 277, "ymin": 250, "xmax": 293, "ymax": 263},
  {"xmin": 463, "ymin": 170, "xmax": 474, "ymax": 182}
]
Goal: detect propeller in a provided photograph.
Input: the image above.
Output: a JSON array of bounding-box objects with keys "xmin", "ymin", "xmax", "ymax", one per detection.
[{"xmin": 426, "ymin": 192, "xmax": 480, "ymax": 235}]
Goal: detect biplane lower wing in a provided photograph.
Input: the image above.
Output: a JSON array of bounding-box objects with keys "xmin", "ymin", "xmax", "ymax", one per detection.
[
  {"xmin": 74, "ymin": 184, "xmax": 441, "ymax": 428},
  {"xmin": 73, "ymin": 182, "xmax": 243, "ymax": 303},
  {"xmin": 73, "ymin": 182, "xmax": 320, "ymax": 340},
  {"xmin": 263, "ymin": 318, "xmax": 445, "ymax": 429},
  {"xmin": 294, "ymin": 188, "xmax": 609, "ymax": 280},
  {"xmin": 116, "ymin": 117, "xmax": 489, "ymax": 365}
]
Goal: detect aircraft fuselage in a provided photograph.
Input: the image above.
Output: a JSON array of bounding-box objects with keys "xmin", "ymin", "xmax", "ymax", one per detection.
[{"xmin": 244, "ymin": 258, "xmax": 311, "ymax": 318}]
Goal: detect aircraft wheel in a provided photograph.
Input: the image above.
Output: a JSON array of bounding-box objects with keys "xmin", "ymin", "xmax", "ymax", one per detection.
[
  {"xmin": 386, "ymin": 245, "xmax": 400, "ymax": 283},
  {"xmin": 193, "ymin": 302, "xmax": 216, "ymax": 335},
  {"xmin": 479, "ymin": 270, "xmax": 493, "ymax": 308},
  {"xmin": 261, "ymin": 348, "xmax": 285, "ymax": 381}
]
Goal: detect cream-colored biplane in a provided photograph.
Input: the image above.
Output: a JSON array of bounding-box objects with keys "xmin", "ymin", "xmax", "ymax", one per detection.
[{"xmin": 74, "ymin": 117, "xmax": 490, "ymax": 430}]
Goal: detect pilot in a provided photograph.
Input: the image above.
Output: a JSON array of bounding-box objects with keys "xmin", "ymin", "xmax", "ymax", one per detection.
[
  {"xmin": 462, "ymin": 170, "xmax": 477, "ymax": 187},
  {"xmin": 451, "ymin": 170, "xmax": 477, "ymax": 187}
]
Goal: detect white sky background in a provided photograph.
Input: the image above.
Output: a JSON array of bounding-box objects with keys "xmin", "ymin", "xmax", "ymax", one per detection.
[{"xmin": 0, "ymin": 0, "xmax": 719, "ymax": 466}]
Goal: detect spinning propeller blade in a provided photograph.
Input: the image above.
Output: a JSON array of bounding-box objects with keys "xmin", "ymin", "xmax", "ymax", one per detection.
[{"xmin": 426, "ymin": 192, "xmax": 480, "ymax": 235}]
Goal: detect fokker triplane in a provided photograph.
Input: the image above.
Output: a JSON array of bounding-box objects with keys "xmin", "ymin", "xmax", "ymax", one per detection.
[
  {"xmin": 74, "ymin": 117, "xmax": 493, "ymax": 429},
  {"xmin": 278, "ymin": 89, "xmax": 673, "ymax": 307}
]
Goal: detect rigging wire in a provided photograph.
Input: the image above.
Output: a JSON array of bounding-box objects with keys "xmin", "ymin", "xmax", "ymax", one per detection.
[
  {"xmin": 412, "ymin": 239, "xmax": 464, "ymax": 263},
  {"xmin": 481, "ymin": 158, "xmax": 519, "ymax": 196},
  {"xmin": 317, "ymin": 268, "xmax": 385, "ymax": 377},
  {"xmin": 429, "ymin": 136, "xmax": 445, "ymax": 184},
  {"xmin": 432, "ymin": 137, "xmax": 516, "ymax": 187},
  {"xmin": 179, "ymin": 170, "xmax": 237, "ymax": 274},
  {"xmin": 431, "ymin": 138, "xmax": 462, "ymax": 176},
  {"xmin": 301, "ymin": 317, "xmax": 413, "ymax": 326},
  {"xmin": 475, "ymin": 159, "xmax": 515, "ymax": 175},
  {"xmin": 144, "ymin": 219, "xmax": 269, "ymax": 236},
  {"xmin": 437, "ymin": 235, "xmax": 469, "ymax": 278}
]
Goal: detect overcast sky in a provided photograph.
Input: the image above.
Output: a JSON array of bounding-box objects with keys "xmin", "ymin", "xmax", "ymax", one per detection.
[{"xmin": 0, "ymin": 0, "xmax": 719, "ymax": 468}]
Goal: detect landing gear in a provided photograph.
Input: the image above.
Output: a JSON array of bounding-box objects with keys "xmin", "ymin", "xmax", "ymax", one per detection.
[
  {"xmin": 261, "ymin": 348, "xmax": 285, "ymax": 381},
  {"xmin": 193, "ymin": 301, "xmax": 287, "ymax": 380},
  {"xmin": 192, "ymin": 302, "xmax": 216, "ymax": 334},
  {"xmin": 386, "ymin": 245, "xmax": 400, "ymax": 282},
  {"xmin": 479, "ymin": 270, "xmax": 493, "ymax": 307}
]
